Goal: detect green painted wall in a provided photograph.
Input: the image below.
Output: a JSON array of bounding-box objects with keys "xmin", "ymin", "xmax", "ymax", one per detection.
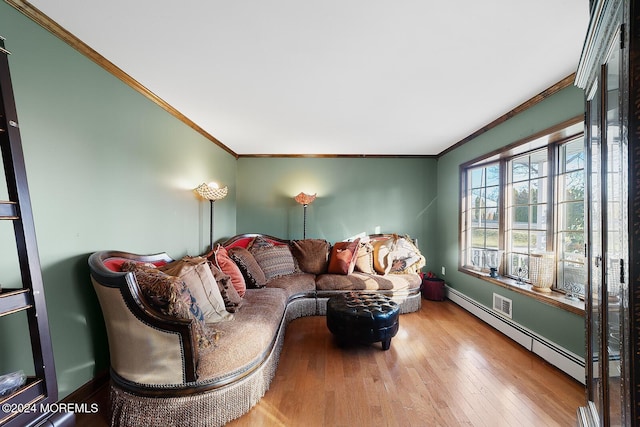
[
  {"xmin": 0, "ymin": 4, "xmax": 237, "ymax": 397},
  {"xmin": 236, "ymin": 157, "xmax": 438, "ymax": 268},
  {"xmin": 435, "ymin": 85, "xmax": 586, "ymax": 356}
]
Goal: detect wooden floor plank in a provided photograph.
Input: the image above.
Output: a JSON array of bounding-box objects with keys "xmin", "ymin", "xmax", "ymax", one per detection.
[{"xmin": 76, "ymin": 299, "xmax": 584, "ymax": 426}]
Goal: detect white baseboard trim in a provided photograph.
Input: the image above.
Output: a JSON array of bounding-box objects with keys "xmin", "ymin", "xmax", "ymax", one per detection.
[{"xmin": 446, "ymin": 286, "xmax": 586, "ymax": 384}]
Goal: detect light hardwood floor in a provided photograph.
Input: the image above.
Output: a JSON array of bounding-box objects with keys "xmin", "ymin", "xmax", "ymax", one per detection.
[{"xmin": 78, "ymin": 299, "xmax": 585, "ymax": 426}]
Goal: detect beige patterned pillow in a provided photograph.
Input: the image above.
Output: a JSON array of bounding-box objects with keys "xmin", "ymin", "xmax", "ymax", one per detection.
[
  {"xmin": 354, "ymin": 241, "xmax": 376, "ymax": 274},
  {"xmin": 121, "ymin": 261, "xmax": 212, "ymax": 348},
  {"xmin": 160, "ymin": 257, "xmax": 232, "ymax": 323}
]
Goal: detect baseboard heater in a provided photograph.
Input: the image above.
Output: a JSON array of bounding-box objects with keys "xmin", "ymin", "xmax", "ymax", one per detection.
[{"xmin": 446, "ymin": 286, "xmax": 585, "ymax": 384}]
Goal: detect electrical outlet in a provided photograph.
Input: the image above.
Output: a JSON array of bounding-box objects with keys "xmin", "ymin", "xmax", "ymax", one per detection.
[{"xmin": 441, "ymin": 266, "xmax": 446, "ymax": 276}]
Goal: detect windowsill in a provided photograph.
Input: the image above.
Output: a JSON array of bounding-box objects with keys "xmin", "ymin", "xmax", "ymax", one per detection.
[{"xmin": 460, "ymin": 267, "xmax": 585, "ymax": 316}]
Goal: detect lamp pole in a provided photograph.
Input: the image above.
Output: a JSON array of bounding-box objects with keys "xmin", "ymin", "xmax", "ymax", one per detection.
[
  {"xmin": 294, "ymin": 192, "xmax": 316, "ymax": 240},
  {"xmin": 303, "ymin": 203, "xmax": 308, "ymax": 239},
  {"xmin": 209, "ymin": 199, "xmax": 215, "ymax": 251}
]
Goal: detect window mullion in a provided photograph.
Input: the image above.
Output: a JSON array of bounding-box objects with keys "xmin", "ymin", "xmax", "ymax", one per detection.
[
  {"xmin": 547, "ymin": 145, "xmax": 557, "ymax": 253},
  {"xmin": 499, "ymin": 158, "xmax": 507, "ymax": 275}
]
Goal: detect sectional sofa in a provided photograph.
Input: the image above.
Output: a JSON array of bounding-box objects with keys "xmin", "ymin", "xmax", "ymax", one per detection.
[{"xmin": 88, "ymin": 233, "xmax": 424, "ymax": 426}]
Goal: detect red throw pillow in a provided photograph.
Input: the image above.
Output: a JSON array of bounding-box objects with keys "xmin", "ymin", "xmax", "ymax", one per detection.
[
  {"xmin": 327, "ymin": 239, "xmax": 360, "ymax": 275},
  {"xmin": 209, "ymin": 246, "xmax": 246, "ymax": 297}
]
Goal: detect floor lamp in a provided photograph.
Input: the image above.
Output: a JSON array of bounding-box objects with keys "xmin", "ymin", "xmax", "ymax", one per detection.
[
  {"xmin": 294, "ymin": 192, "xmax": 316, "ymax": 239},
  {"xmin": 195, "ymin": 182, "xmax": 228, "ymax": 251}
]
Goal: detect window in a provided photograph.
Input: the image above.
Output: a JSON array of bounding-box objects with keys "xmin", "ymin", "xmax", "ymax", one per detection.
[
  {"xmin": 461, "ymin": 163, "xmax": 500, "ymax": 270},
  {"xmin": 460, "ymin": 119, "xmax": 585, "ymax": 297},
  {"xmin": 556, "ymin": 139, "xmax": 586, "ymax": 295},
  {"xmin": 506, "ymin": 148, "xmax": 550, "ymax": 278}
]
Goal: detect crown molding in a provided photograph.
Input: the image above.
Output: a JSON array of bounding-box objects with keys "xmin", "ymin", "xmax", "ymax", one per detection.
[
  {"xmin": 438, "ymin": 74, "xmax": 578, "ymax": 158},
  {"xmin": 238, "ymin": 153, "xmax": 437, "ymax": 159}
]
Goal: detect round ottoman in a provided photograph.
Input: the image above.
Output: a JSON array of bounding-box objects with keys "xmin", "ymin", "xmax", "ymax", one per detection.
[{"xmin": 326, "ymin": 292, "xmax": 400, "ymax": 351}]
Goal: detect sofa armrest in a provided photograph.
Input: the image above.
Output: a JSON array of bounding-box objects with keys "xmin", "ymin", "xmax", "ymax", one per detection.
[{"xmin": 88, "ymin": 251, "xmax": 199, "ymax": 387}]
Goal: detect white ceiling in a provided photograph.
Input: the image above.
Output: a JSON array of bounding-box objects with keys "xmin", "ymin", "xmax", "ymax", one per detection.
[{"xmin": 27, "ymin": 0, "xmax": 590, "ymax": 156}]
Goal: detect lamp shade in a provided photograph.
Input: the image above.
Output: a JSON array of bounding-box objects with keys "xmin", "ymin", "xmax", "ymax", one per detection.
[
  {"xmin": 195, "ymin": 183, "xmax": 228, "ymax": 201},
  {"xmin": 294, "ymin": 192, "xmax": 316, "ymax": 206}
]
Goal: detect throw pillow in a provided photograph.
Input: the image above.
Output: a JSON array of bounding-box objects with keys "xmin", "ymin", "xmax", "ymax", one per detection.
[
  {"xmin": 228, "ymin": 246, "xmax": 268, "ymax": 288},
  {"xmin": 209, "ymin": 245, "xmax": 246, "ymax": 297},
  {"xmin": 373, "ymin": 237, "xmax": 394, "ymax": 275},
  {"xmin": 327, "ymin": 239, "xmax": 360, "ymax": 275},
  {"xmin": 247, "ymin": 235, "xmax": 278, "ymax": 250},
  {"xmin": 388, "ymin": 236, "xmax": 426, "ymax": 274},
  {"xmin": 160, "ymin": 257, "xmax": 232, "ymax": 323},
  {"xmin": 209, "ymin": 264, "xmax": 243, "ymax": 312},
  {"xmin": 289, "ymin": 239, "xmax": 330, "ymax": 274},
  {"xmin": 354, "ymin": 241, "xmax": 376, "ymax": 274},
  {"xmin": 121, "ymin": 261, "xmax": 211, "ymax": 348},
  {"xmin": 250, "ymin": 244, "xmax": 297, "ymax": 281}
]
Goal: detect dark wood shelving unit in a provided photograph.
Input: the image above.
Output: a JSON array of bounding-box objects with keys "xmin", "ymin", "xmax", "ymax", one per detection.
[{"xmin": 0, "ymin": 36, "xmax": 73, "ymax": 427}]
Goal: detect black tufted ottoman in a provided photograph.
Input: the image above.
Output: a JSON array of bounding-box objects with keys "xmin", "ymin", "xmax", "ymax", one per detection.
[{"xmin": 326, "ymin": 292, "xmax": 400, "ymax": 351}]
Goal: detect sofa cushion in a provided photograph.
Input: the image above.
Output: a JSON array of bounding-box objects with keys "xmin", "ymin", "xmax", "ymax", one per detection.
[
  {"xmin": 265, "ymin": 272, "xmax": 317, "ymax": 299},
  {"xmin": 228, "ymin": 247, "xmax": 268, "ymax": 288},
  {"xmin": 196, "ymin": 287, "xmax": 288, "ymax": 383},
  {"xmin": 315, "ymin": 272, "xmax": 421, "ymax": 291},
  {"xmin": 209, "ymin": 246, "xmax": 246, "ymax": 297},
  {"xmin": 327, "ymin": 239, "xmax": 360, "ymax": 275},
  {"xmin": 160, "ymin": 257, "xmax": 232, "ymax": 323},
  {"xmin": 289, "ymin": 239, "xmax": 330, "ymax": 274},
  {"xmin": 120, "ymin": 261, "xmax": 212, "ymax": 348},
  {"xmin": 250, "ymin": 243, "xmax": 297, "ymax": 281}
]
